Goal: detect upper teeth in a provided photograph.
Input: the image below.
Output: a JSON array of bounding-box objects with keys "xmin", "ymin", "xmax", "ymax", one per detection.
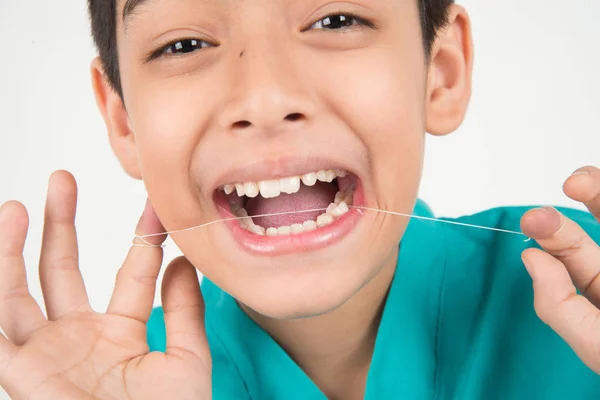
[{"xmin": 222, "ymin": 169, "xmax": 347, "ymax": 198}]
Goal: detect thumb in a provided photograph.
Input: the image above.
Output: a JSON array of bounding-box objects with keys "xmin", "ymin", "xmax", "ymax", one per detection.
[
  {"xmin": 522, "ymin": 248, "xmax": 600, "ymax": 373},
  {"xmin": 161, "ymin": 257, "xmax": 211, "ymax": 367}
]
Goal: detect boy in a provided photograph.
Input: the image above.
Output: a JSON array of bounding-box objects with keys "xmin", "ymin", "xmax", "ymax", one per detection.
[{"xmin": 0, "ymin": 0, "xmax": 599, "ymax": 399}]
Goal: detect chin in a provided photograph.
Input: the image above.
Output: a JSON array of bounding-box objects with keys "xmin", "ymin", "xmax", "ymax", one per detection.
[
  {"xmin": 238, "ymin": 276, "xmax": 363, "ymax": 321},
  {"xmin": 226, "ymin": 251, "xmax": 383, "ymax": 321}
]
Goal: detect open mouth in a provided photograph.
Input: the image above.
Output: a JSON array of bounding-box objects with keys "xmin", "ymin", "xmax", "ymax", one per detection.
[
  {"xmin": 213, "ymin": 167, "xmax": 364, "ymax": 255},
  {"xmin": 220, "ymin": 169, "xmax": 356, "ymax": 235}
]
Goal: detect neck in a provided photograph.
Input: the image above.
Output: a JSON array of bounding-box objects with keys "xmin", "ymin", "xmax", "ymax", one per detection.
[{"xmin": 243, "ymin": 249, "xmax": 398, "ymax": 400}]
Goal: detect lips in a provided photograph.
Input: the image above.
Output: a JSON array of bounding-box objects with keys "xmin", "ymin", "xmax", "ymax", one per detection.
[{"xmin": 211, "ymin": 160, "xmax": 365, "ymax": 256}]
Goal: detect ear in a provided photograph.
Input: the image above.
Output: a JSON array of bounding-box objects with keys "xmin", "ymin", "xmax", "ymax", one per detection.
[
  {"xmin": 425, "ymin": 5, "xmax": 474, "ymax": 136},
  {"xmin": 90, "ymin": 57, "xmax": 142, "ymax": 179}
]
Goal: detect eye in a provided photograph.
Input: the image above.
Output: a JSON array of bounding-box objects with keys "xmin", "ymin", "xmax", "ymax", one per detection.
[
  {"xmin": 308, "ymin": 13, "xmax": 374, "ymax": 31},
  {"xmin": 164, "ymin": 39, "xmax": 212, "ymax": 55},
  {"xmin": 147, "ymin": 38, "xmax": 215, "ymax": 62}
]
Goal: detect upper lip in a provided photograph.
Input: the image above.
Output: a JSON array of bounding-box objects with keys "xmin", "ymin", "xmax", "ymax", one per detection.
[{"xmin": 210, "ymin": 156, "xmax": 359, "ymax": 193}]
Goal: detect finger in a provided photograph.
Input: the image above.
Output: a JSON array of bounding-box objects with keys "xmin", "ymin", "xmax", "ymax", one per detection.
[
  {"xmin": 521, "ymin": 206, "xmax": 600, "ymax": 306},
  {"xmin": 39, "ymin": 171, "xmax": 90, "ymax": 320},
  {"xmin": 522, "ymin": 248, "xmax": 600, "ymax": 373},
  {"xmin": 107, "ymin": 199, "xmax": 167, "ymax": 323},
  {"xmin": 0, "ymin": 202, "xmax": 47, "ymax": 345},
  {"xmin": 162, "ymin": 257, "xmax": 210, "ymax": 364},
  {"xmin": 563, "ymin": 166, "xmax": 600, "ymax": 221}
]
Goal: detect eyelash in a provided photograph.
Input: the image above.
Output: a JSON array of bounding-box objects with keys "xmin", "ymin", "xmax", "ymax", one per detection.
[
  {"xmin": 304, "ymin": 12, "xmax": 375, "ymax": 32},
  {"xmin": 146, "ymin": 12, "xmax": 376, "ymax": 62},
  {"xmin": 147, "ymin": 38, "xmax": 213, "ymax": 62}
]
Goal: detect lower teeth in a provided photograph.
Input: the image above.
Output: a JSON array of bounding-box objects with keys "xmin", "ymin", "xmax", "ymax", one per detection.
[{"xmin": 233, "ymin": 190, "xmax": 354, "ymax": 236}]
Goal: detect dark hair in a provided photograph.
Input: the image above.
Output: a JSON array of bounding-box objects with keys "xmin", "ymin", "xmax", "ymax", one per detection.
[{"xmin": 88, "ymin": 0, "xmax": 454, "ymax": 97}]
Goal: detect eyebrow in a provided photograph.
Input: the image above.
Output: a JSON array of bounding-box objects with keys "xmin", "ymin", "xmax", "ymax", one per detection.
[{"xmin": 123, "ymin": 0, "xmax": 153, "ymax": 23}]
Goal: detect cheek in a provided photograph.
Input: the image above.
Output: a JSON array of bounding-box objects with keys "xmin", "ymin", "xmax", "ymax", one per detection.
[
  {"xmin": 129, "ymin": 80, "xmax": 205, "ymax": 158},
  {"xmin": 307, "ymin": 48, "xmax": 426, "ymax": 206},
  {"xmin": 123, "ymin": 75, "xmax": 215, "ymax": 228}
]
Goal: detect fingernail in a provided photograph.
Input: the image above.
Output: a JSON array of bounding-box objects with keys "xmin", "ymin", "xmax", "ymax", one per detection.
[
  {"xmin": 137, "ymin": 198, "xmax": 152, "ymax": 229},
  {"xmin": 540, "ymin": 206, "xmax": 558, "ymax": 214},
  {"xmin": 541, "ymin": 206, "xmax": 564, "ymax": 231},
  {"xmin": 137, "ymin": 198, "xmax": 164, "ymax": 239},
  {"xmin": 571, "ymin": 170, "xmax": 589, "ymax": 177},
  {"xmin": 521, "ymin": 256, "xmax": 534, "ymax": 277},
  {"xmin": 142, "ymin": 198, "xmax": 152, "ymax": 218}
]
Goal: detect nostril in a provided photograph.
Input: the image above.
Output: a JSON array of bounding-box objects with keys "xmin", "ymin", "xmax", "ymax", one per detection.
[
  {"xmin": 230, "ymin": 114, "xmax": 304, "ymax": 130},
  {"xmin": 232, "ymin": 120, "xmax": 252, "ymax": 129},
  {"xmin": 285, "ymin": 113, "xmax": 304, "ymax": 122}
]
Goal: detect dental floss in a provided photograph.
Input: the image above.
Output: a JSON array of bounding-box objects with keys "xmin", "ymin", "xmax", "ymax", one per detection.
[{"xmin": 133, "ymin": 206, "xmax": 530, "ymax": 247}]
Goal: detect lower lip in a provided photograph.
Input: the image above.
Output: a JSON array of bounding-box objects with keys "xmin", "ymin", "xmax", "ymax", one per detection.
[{"xmin": 214, "ymin": 181, "xmax": 366, "ymax": 256}]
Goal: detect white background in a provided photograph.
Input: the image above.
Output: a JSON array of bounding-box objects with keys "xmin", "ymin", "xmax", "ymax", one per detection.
[{"xmin": 0, "ymin": 1, "xmax": 599, "ymax": 398}]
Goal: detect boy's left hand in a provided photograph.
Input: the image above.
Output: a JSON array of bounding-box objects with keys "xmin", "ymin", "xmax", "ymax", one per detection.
[{"xmin": 520, "ymin": 166, "xmax": 600, "ymax": 374}]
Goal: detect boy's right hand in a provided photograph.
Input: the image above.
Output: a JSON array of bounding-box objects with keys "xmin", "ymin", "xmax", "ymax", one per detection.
[{"xmin": 0, "ymin": 171, "xmax": 211, "ymax": 400}]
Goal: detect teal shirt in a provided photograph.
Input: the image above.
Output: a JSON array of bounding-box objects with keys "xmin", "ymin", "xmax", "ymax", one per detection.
[{"xmin": 147, "ymin": 201, "xmax": 600, "ymax": 399}]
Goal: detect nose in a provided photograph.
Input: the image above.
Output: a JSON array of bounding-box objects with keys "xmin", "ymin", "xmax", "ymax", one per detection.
[{"xmin": 218, "ymin": 47, "xmax": 315, "ymax": 134}]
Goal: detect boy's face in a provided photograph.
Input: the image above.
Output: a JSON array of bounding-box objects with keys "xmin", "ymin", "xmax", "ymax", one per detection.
[{"xmin": 99, "ymin": 0, "xmax": 471, "ymax": 318}]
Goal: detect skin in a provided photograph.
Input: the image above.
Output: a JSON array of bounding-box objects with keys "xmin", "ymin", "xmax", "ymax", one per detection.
[{"xmin": 0, "ymin": 1, "xmax": 597, "ymax": 399}]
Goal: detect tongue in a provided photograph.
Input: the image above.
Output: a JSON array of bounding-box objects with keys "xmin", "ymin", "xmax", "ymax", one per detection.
[{"xmin": 246, "ymin": 182, "xmax": 337, "ymax": 228}]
